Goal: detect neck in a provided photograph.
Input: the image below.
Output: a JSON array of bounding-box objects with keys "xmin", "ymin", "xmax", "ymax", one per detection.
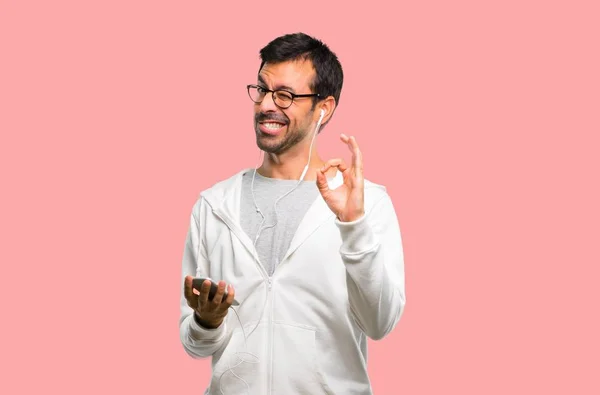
[{"xmin": 257, "ymin": 144, "xmax": 333, "ymax": 181}]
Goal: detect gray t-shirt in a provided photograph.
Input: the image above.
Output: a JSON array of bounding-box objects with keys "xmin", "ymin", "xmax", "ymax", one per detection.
[{"xmin": 240, "ymin": 170, "xmax": 320, "ymax": 276}]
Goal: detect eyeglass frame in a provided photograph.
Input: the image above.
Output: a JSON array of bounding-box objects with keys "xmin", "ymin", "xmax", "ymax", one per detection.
[{"xmin": 247, "ymin": 84, "xmax": 322, "ymax": 109}]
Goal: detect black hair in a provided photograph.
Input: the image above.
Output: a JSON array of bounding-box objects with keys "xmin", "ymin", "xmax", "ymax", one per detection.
[{"xmin": 258, "ymin": 32, "xmax": 344, "ymax": 109}]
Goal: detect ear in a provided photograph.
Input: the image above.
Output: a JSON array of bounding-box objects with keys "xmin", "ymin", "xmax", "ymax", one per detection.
[{"xmin": 316, "ymin": 96, "xmax": 337, "ymax": 126}]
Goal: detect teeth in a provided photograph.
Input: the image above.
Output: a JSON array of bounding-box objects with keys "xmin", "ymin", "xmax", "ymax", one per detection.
[{"xmin": 264, "ymin": 122, "xmax": 283, "ymax": 130}]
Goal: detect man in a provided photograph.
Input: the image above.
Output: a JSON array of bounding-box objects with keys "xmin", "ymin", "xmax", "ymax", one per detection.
[{"xmin": 179, "ymin": 32, "xmax": 406, "ymax": 394}]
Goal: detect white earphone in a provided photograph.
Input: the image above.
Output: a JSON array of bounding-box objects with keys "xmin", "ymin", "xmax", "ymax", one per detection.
[
  {"xmin": 299, "ymin": 108, "xmax": 326, "ymax": 180},
  {"xmin": 251, "ymin": 107, "xmax": 326, "ymax": 244},
  {"xmin": 230, "ymin": 107, "xmax": 327, "ymax": 393}
]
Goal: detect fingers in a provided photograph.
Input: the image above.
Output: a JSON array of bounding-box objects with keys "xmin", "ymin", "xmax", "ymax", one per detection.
[
  {"xmin": 340, "ymin": 134, "xmax": 363, "ymax": 179},
  {"xmin": 198, "ymin": 279, "xmax": 212, "ymax": 307},
  {"xmin": 316, "ymin": 168, "xmax": 330, "ymax": 196},
  {"xmin": 351, "ymin": 137, "xmax": 363, "ymax": 179},
  {"xmin": 184, "ymin": 275, "xmax": 199, "ymax": 308},
  {"xmin": 224, "ymin": 284, "xmax": 236, "ymax": 306},
  {"xmin": 318, "ymin": 157, "xmax": 349, "ymax": 196},
  {"xmin": 197, "ymin": 279, "xmax": 233, "ymax": 308},
  {"xmin": 322, "ymin": 158, "xmax": 348, "ymax": 173},
  {"xmin": 211, "ymin": 280, "xmax": 227, "ymax": 306},
  {"xmin": 187, "ymin": 276, "xmax": 235, "ymax": 319},
  {"xmin": 184, "ymin": 275, "xmax": 193, "ymax": 299},
  {"xmin": 186, "ymin": 278, "xmax": 234, "ymax": 328}
]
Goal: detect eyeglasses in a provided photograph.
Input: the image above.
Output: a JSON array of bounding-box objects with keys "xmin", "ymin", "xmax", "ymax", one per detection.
[{"xmin": 247, "ymin": 84, "xmax": 321, "ymax": 109}]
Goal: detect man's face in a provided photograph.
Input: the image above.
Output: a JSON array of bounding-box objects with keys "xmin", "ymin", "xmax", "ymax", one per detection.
[{"xmin": 253, "ymin": 60, "xmax": 318, "ymax": 155}]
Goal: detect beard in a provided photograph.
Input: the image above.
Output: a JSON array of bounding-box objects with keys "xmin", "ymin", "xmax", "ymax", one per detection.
[
  {"xmin": 254, "ymin": 112, "xmax": 310, "ymax": 155},
  {"xmin": 255, "ymin": 126, "xmax": 306, "ymax": 155}
]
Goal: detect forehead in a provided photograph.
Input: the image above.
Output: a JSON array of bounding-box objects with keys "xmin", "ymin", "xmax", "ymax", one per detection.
[{"xmin": 258, "ymin": 59, "xmax": 316, "ymax": 91}]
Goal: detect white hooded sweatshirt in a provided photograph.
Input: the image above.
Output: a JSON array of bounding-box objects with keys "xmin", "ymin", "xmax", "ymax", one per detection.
[{"xmin": 179, "ymin": 168, "xmax": 406, "ymax": 394}]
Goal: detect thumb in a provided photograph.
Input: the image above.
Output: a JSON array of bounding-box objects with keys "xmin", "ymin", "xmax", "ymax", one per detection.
[
  {"xmin": 184, "ymin": 275, "xmax": 193, "ymax": 292},
  {"xmin": 184, "ymin": 275, "xmax": 197, "ymax": 304},
  {"xmin": 315, "ymin": 169, "xmax": 330, "ymax": 196}
]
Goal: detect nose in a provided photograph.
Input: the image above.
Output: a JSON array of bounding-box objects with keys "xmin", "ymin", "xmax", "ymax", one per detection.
[{"xmin": 258, "ymin": 91, "xmax": 278, "ymax": 113}]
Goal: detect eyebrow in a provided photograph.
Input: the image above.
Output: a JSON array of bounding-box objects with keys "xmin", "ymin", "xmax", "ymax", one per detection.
[{"xmin": 257, "ymin": 75, "xmax": 296, "ymax": 93}]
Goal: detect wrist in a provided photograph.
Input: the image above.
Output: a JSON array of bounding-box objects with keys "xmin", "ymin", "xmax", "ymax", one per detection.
[
  {"xmin": 338, "ymin": 210, "xmax": 365, "ymax": 223},
  {"xmin": 193, "ymin": 312, "xmax": 222, "ymax": 329}
]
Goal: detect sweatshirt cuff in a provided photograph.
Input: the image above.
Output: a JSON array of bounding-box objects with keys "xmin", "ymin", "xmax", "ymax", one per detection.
[
  {"xmin": 188, "ymin": 313, "xmax": 226, "ymax": 341},
  {"xmin": 335, "ymin": 214, "xmax": 378, "ymax": 256}
]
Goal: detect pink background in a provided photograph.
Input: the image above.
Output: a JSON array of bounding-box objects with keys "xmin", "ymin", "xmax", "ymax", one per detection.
[{"xmin": 1, "ymin": 0, "xmax": 599, "ymax": 393}]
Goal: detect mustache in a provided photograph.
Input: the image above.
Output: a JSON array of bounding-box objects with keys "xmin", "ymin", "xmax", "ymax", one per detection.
[{"xmin": 255, "ymin": 112, "xmax": 289, "ymax": 124}]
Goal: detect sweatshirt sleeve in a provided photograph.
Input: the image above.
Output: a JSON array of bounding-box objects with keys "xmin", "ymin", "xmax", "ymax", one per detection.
[
  {"xmin": 179, "ymin": 198, "xmax": 228, "ymax": 358},
  {"xmin": 335, "ymin": 192, "xmax": 406, "ymax": 340}
]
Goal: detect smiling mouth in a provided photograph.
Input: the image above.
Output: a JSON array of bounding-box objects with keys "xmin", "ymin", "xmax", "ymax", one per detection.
[
  {"xmin": 258, "ymin": 120, "xmax": 287, "ymax": 135},
  {"xmin": 261, "ymin": 122, "xmax": 286, "ymax": 130}
]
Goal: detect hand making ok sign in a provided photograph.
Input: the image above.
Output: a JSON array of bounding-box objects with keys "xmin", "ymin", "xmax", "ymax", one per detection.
[{"xmin": 316, "ymin": 133, "xmax": 365, "ymax": 223}]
